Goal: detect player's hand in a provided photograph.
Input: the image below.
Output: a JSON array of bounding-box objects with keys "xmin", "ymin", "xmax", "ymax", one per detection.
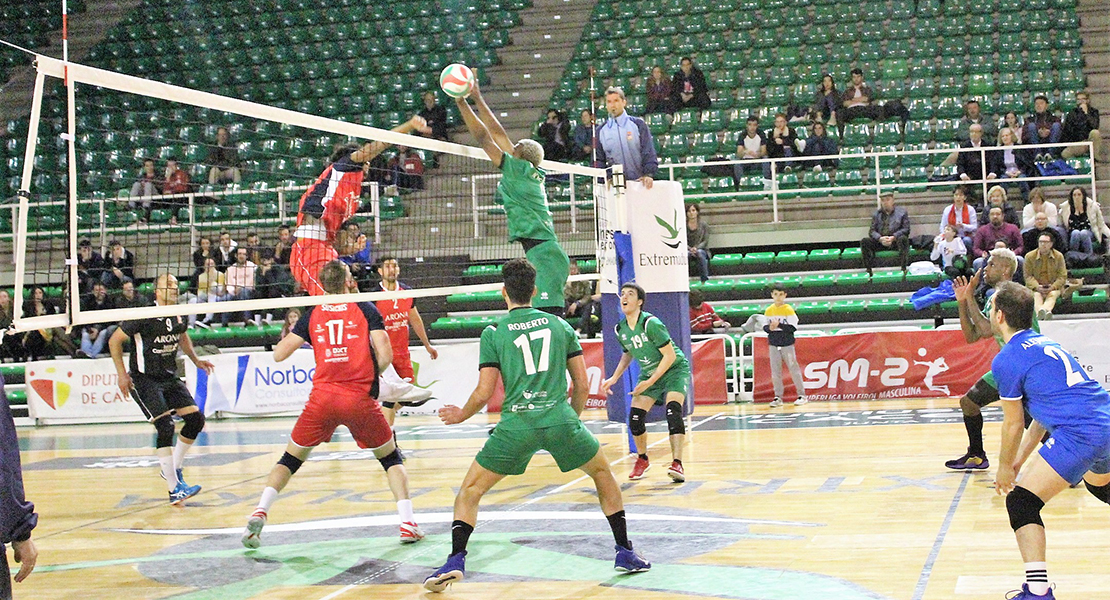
[
  {"xmin": 195, "ymin": 360, "xmax": 215, "ymax": 374},
  {"xmin": 468, "ymin": 75, "xmax": 481, "ymax": 98},
  {"xmin": 640, "ymin": 176, "xmax": 653, "ymax": 189},
  {"xmin": 599, "ymin": 377, "xmax": 616, "ymax": 396},
  {"xmin": 631, "ymin": 380, "xmax": 651, "ymax": 396},
  {"xmin": 952, "ymin": 276, "xmax": 971, "ymax": 302},
  {"xmin": 12, "ymin": 538, "xmax": 36, "ymax": 582},
  {"xmin": 967, "ymin": 268, "xmax": 981, "ymax": 292},
  {"xmin": 117, "ymin": 372, "xmax": 132, "ymax": 397},
  {"xmin": 426, "ymin": 345, "xmax": 439, "ymax": 360},
  {"xmin": 995, "ymin": 463, "xmax": 1018, "ymax": 495},
  {"xmin": 438, "ymin": 405, "xmax": 465, "ymax": 425},
  {"xmin": 409, "ymin": 115, "xmax": 428, "ymax": 131}
]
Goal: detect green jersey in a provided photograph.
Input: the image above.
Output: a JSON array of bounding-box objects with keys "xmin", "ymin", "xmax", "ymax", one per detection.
[
  {"xmin": 498, "ymin": 153, "xmax": 557, "ymax": 243},
  {"xmin": 614, "ymin": 311, "xmax": 691, "ymax": 381},
  {"xmin": 479, "ymin": 307, "xmax": 582, "ymax": 430}
]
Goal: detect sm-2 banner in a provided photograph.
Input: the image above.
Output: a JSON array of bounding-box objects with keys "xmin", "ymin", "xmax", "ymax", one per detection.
[{"xmin": 753, "ymin": 330, "xmax": 998, "ymax": 402}]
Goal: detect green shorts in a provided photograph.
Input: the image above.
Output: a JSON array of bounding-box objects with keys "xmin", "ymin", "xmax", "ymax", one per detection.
[
  {"xmin": 475, "ymin": 420, "xmax": 600, "ymax": 476},
  {"xmin": 638, "ymin": 369, "xmax": 691, "ymax": 405},
  {"xmin": 524, "ymin": 239, "xmax": 570, "ymax": 310}
]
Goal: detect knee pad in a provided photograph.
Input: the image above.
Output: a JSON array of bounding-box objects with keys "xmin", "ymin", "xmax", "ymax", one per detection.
[
  {"xmin": 179, "ymin": 411, "xmax": 205, "ymax": 440},
  {"xmin": 277, "ymin": 451, "xmax": 304, "ymax": 475},
  {"xmin": 152, "ymin": 414, "xmax": 175, "ymax": 449},
  {"xmin": 378, "ymin": 449, "xmax": 404, "ymax": 471},
  {"xmin": 629, "ymin": 407, "xmax": 647, "ymax": 437},
  {"xmin": 665, "ymin": 401, "xmax": 686, "ymax": 435},
  {"xmin": 1006, "ymin": 485, "xmax": 1046, "ymax": 531},
  {"xmin": 1084, "ymin": 480, "xmax": 1110, "ymax": 505}
]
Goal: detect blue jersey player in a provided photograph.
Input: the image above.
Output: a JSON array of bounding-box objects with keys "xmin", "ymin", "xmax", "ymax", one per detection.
[{"xmin": 988, "ymin": 282, "xmax": 1110, "ymax": 599}]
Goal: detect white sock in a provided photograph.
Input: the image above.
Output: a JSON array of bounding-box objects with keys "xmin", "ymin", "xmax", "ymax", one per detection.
[
  {"xmin": 257, "ymin": 487, "xmax": 278, "ymax": 513},
  {"xmin": 397, "ymin": 499, "xmax": 414, "ymax": 523},
  {"xmin": 172, "ymin": 439, "xmax": 193, "ymax": 471},
  {"xmin": 158, "ymin": 450, "xmax": 178, "ymax": 491},
  {"xmin": 1025, "ymin": 561, "xmax": 1049, "ymax": 595}
]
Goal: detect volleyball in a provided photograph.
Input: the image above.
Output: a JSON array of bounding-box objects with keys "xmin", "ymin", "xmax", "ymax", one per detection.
[{"xmin": 439, "ymin": 63, "xmax": 475, "ymax": 98}]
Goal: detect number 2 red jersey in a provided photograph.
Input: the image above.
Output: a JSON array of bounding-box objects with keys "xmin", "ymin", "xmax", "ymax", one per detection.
[
  {"xmin": 292, "ymin": 301, "xmax": 385, "ymax": 398},
  {"xmin": 295, "ymin": 155, "xmax": 364, "ymax": 243},
  {"xmin": 375, "ymin": 282, "xmax": 415, "ymax": 361}
]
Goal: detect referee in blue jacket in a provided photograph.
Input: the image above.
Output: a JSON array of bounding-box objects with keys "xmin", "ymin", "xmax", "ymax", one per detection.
[
  {"xmin": 595, "ymin": 86, "xmax": 659, "ymax": 188},
  {"xmin": 0, "ymin": 372, "xmax": 37, "ymax": 598}
]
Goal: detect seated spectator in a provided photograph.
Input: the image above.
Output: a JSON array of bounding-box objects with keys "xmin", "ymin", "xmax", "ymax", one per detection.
[
  {"xmin": 564, "ymin": 262, "xmax": 600, "ymax": 338},
  {"xmin": 191, "ymin": 257, "xmax": 226, "ymax": 327},
  {"xmin": 396, "ymin": 146, "xmax": 425, "ymax": 190},
  {"xmin": 255, "ymin": 249, "xmax": 295, "ymax": 324},
  {"xmin": 1001, "ymin": 111, "xmax": 1024, "ymax": 144},
  {"xmin": 1022, "ymin": 95, "xmax": 1062, "ymax": 150},
  {"xmin": 243, "ymin": 231, "xmax": 263, "ymax": 266},
  {"xmin": 956, "ymin": 99, "xmax": 998, "ymax": 146},
  {"xmin": 571, "ymin": 110, "xmax": 595, "ymax": 161},
  {"xmin": 981, "ymin": 185, "xmax": 1020, "ymax": 227},
  {"xmin": 686, "ymin": 203, "xmax": 711, "ymax": 282},
  {"xmin": 100, "ymin": 240, "xmax": 135, "ymax": 288},
  {"xmin": 971, "ymin": 206, "xmax": 1024, "ymax": 271},
  {"xmin": 1027, "ymin": 120, "xmax": 1063, "ymax": 161},
  {"xmin": 21, "ymin": 287, "xmax": 77, "ymax": 360},
  {"xmin": 215, "ymin": 230, "xmax": 237, "ymax": 271},
  {"xmin": 931, "ymin": 224, "xmax": 971, "ymax": 280},
  {"xmin": 689, "ymin": 290, "xmax": 728, "ymax": 334},
  {"xmin": 810, "ymin": 74, "xmax": 839, "ymax": 124},
  {"xmin": 206, "ymin": 126, "xmax": 242, "ymax": 185},
  {"xmin": 801, "ymin": 121, "xmax": 838, "ymax": 170},
  {"xmin": 78, "ymin": 281, "xmax": 115, "ymax": 358},
  {"xmin": 861, "ymin": 192, "xmax": 910, "ymax": 275},
  {"xmin": 192, "ymin": 236, "xmax": 215, "ymax": 287},
  {"xmin": 273, "ymin": 224, "xmax": 292, "ymax": 265},
  {"xmin": 416, "ymin": 91, "xmax": 450, "ymax": 144},
  {"xmin": 1024, "ymin": 232, "xmax": 1067, "ymax": 320},
  {"xmin": 957, "ymin": 124, "xmax": 991, "ymax": 182},
  {"xmin": 733, "ymin": 116, "xmax": 771, "ymax": 181},
  {"xmin": 840, "ymin": 68, "xmax": 882, "ymax": 123},
  {"xmin": 224, "ymin": 247, "xmax": 257, "ymax": 326},
  {"xmin": 0, "ymin": 290, "xmax": 24, "ymax": 362},
  {"xmin": 280, "ymin": 307, "xmax": 310, "ymax": 347},
  {"xmin": 1021, "ymin": 187, "xmax": 1060, "ymax": 231},
  {"xmin": 161, "ymin": 158, "xmax": 191, "ymax": 224},
  {"xmin": 537, "ymin": 109, "xmax": 570, "ymax": 161},
  {"xmin": 1022, "ymin": 210, "xmax": 1068, "ymax": 256},
  {"xmin": 77, "ymin": 238, "xmax": 106, "ymax": 293},
  {"xmin": 1059, "ymin": 186, "xmax": 1110, "ymax": 260},
  {"xmin": 986, "ymin": 127, "xmax": 1035, "ymax": 197},
  {"xmin": 1061, "ymin": 91, "xmax": 1107, "ymax": 163},
  {"xmin": 128, "ymin": 158, "xmax": 161, "ymax": 219},
  {"xmin": 669, "ymin": 57, "xmax": 711, "ymax": 111},
  {"xmin": 940, "ymin": 185, "xmax": 979, "ymax": 249},
  {"xmin": 115, "ymin": 280, "xmax": 147, "ymax": 309},
  {"xmin": 765, "ymin": 113, "xmax": 800, "ymax": 171},
  {"xmin": 644, "ymin": 66, "xmax": 674, "ymax": 115},
  {"xmin": 337, "ymin": 220, "xmax": 373, "ymax": 288}
]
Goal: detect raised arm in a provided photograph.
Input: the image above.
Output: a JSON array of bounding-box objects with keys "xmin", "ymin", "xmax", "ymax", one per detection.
[
  {"xmin": 467, "ymin": 78, "xmax": 515, "ymax": 156},
  {"xmin": 455, "ymin": 95, "xmax": 505, "ymax": 167},
  {"xmin": 350, "ymin": 115, "xmax": 428, "ymax": 164}
]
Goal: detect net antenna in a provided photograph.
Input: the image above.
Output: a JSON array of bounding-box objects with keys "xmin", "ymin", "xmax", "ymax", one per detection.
[{"xmin": 12, "ymin": 55, "xmax": 608, "ymax": 331}]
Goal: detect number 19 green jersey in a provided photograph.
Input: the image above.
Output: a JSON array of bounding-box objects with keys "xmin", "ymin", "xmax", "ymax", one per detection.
[
  {"xmin": 479, "ymin": 307, "xmax": 583, "ymax": 430},
  {"xmin": 614, "ymin": 311, "xmax": 691, "ymax": 381}
]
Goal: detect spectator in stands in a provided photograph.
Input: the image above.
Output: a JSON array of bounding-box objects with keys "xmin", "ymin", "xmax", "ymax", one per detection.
[
  {"xmin": 801, "ymin": 121, "xmax": 839, "ymax": 171},
  {"xmin": 840, "ymin": 68, "xmax": 881, "ymax": 123},
  {"xmin": 1061, "ymin": 91, "xmax": 1107, "ymax": 163},
  {"xmin": 21, "ymin": 287, "xmax": 77, "ymax": 360},
  {"xmin": 1024, "ymin": 232, "xmax": 1067, "ymax": 320},
  {"xmin": 100, "ymin": 240, "xmax": 134, "ymax": 289},
  {"xmin": 734, "ymin": 116, "xmax": 770, "ymax": 182},
  {"xmin": 1021, "ymin": 187, "xmax": 1061, "ymax": 233},
  {"xmin": 644, "ymin": 65, "xmax": 674, "ymax": 115},
  {"xmin": 941, "ymin": 185, "xmax": 979, "ymax": 249},
  {"xmin": 956, "ymin": 99, "xmax": 998, "ymax": 146},
  {"xmin": 986, "ymin": 127, "xmax": 1035, "ymax": 197},
  {"xmin": 273, "ymin": 225, "xmax": 292, "ymax": 265},
  {"xmin": 0, "ymin": 290, "xmax": 24, "ymax": 362},
  {"xmin": 396, "ymin": 146, "xmax": 425, "ymax": 190},
  {"xmin": 1023, "ymin": 211, "xmax": 1067, "ymax": 256},
  {"xmin": 254, "ymin": 249, "xmax": 294, "ymax": 324},
  {"xmin": 215, "ymin": 230, "xmax": 236, "ymax": 271},
  {"xmin": 1027, "ymin": 120, "xmax": 1063, "ymax": 162},
  {"xmin": 686, "ymin": 203, "xmax": 711, "ymax": 282},
  {"xmin": 957, "ymin": 124, "xmax": 991, "ymax": 182},
  {"xmin": 243, "ymin": 231, "xmax": 263, "ymax": 266},
  {"xmin": 128, "ymin": 158, "xmax": 160, "ymax": 219},
  {"xmin": 689, "ymin": 290, "xmax": 728, "ymax": 334},
  {"xmin": 191, "ymin": 236, "xmax": 214, "ymax": 287},
  {"xmin": 1001, "ymin": 111, "xmax": 1024, "ymax": 144},
  {"xmin": 77, "ymin": 238, "xmax": 106, "ymax": 293},
  {"xmin": 206, "ymin": 126, "xmax": 242, "ymax": 185},
  {"xmin": 931, "ymin": 224, "xmax": 971, "ymax": 280},
  {"xmin": 337, "ymin": 220, "xmax": 373, "ymax": 289},
  {"xmin": 596, "ymin": 86, "xmax": 658, "ymax": 188},
  {"xmin": 810, "ymin": 74, "xmax": 839, "ymax": 125},
  {"xmin": 571, "ymin": 110, "xmax": 595, "ymax": 161},
  {"xmin": 981, "ymin": 185, "xmax": 1020, "ymax": 227},
  {"xmin": 564, "ymin": 262, "xmax": 600, "ymax": 337},
  {"xmin": 1059, "ymin": 186, "xmax": 1110, "ymax": 258},
  {"xmin": 417, "ymin": 91, "xmax": 449, "ymax": 144},
  {"xmin": 162, "ymin": 158, "xmax": 191, "ymax": 224},
  {"xmin": 1023, "ymin": 95, "xmax": 1061, "ymax": 150},
  {"xmin": 537, "ymin": 109, "xmax": 571, "ymax": 161},
  {"xmin": 971, "ymin": 206, "xmax": 1023, "ymax": 271},
  {"xmin": 224, "ymin": 247, "xmax": 257, "ymax": 326},
  {"xmin": 861, "ymin": 192, "xmax": 911, "ymax": 275},
  {"xmin": 116, "ymin": 280, "xmax": 147, "ymax": 309},
  {"xmin": 191, "ymin": 257, "xmax": 226, "ymax": 328},
  {"xmin": 78, "ymin": 281, "xmax": 114, "ymax": 358},
  {"xmin": 279, "ymin": 307, "xmax": 306, "ymax": 343},
  {"xmin": 669, "ymin": 57, "xmax": 711, "ymax": 111},
  {"xmin": 765, "ymin": 113, "xmax": 800, "ymax": 171}
]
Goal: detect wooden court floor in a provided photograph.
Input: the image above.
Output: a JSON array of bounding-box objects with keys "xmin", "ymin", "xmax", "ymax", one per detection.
[{"xmin": 11, "ymin": 399, "xmax": 1110, "ymax": 600}]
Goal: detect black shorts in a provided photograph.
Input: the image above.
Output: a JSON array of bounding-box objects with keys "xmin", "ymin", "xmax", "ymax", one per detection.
[{"xmin": 131, "ymin": 374, "xmax": 196, "ymax": 420}]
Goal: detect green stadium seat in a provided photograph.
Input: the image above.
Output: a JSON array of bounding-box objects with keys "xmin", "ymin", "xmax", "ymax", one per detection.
[
  {"xmin": 808, "ymin": 248, "xmax": 841, "ymax": 261},
  {"xmin": 831, "ymin": 299, "xmax": 867, "ymax": 313},
  {"xmin": 800, "ymin": 273, "xmax": 837, "ymax": 287},
  {"xmin": 866, "ymin": 297, "xmax": 904, "ymax": 311},
  {"xmin": 742, "ymin": 252, "xmax": 775, "ymax": 266},
  {"xmin": 710, "ymin": 253, "xmax": 744, "ymax": 267},
  {"xmin": 776, "ymin": 250, "xmax": 808, "ymax": 263}
]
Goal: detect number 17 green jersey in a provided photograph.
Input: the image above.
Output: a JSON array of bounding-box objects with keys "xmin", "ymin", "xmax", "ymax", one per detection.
[{"xmin": 479, "ymin": 307, "xmax": 583, "ymax": 430}]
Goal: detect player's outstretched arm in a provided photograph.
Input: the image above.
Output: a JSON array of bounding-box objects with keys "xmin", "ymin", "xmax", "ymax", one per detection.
[
  {"xmin": 455, "ymin": 96, "xmax": 505, "ymax": 167},
  {"xmin": 273, "ymin": 331, "xmax": 307, "ymax": 362},
  {"xmin": 108, "ymin": 327, "xmax": 131, "ymax": 395},
  {"xmin": 600, "ymin": 352, "xmax": 633, "ymax": 395},
  {"xmin": 351, "ymin": 115, "xmax": 428, "ymax": 164},
  {"xmin": 466, "ymin": 77, "xmax": 515, "ymax": 154},
  {"xmin": 179, "ymin": 332, "xmax": 214, "ymax": 374},
  {"xmin": 995, "ymin": 398, "xmax": 1026, "ymax": 495},
  {"xmin": 440, "ymin": 366, "xmax": 500, "ymax": 425},
  {"xmin": 567, "ymin": 355, "xmax": 589, "ymax": 416},
  {"xmin": 1014, "ymin": 419, "xmax": 1047, "ymax": 472}
]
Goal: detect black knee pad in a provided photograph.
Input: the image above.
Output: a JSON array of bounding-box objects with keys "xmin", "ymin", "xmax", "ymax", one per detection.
[
  {"xmin": 378, "ymin": 449, "xmax": 404, "ymax": 471},
  {"xmin": 380, "ymin": 401, "xmax": 397, "ymax": 410},
  {"xmin": 179, "ymin": 411, "xmax": 205, "ymax": 440},
  {"xmin": 665, "ymin": 401, "xmax": 685, "ymax": 435},
  {"xmin": 1006, "ymin": 485, "xmax": 1046, "ymax": 531},
  {"xmin": 629, "ymin": 407, "xmax": 647, "ymax": 437},
  {"xmin": 152, "ymin": 414, "xmax": 175, "ymax": 449},
  {"xmin": 277, "ymin": 451, "xmax": 304, "ymax": 475},
  {"xmin": 1084, "ymin": 480, "xmax": 1110, "ymax": 505}
]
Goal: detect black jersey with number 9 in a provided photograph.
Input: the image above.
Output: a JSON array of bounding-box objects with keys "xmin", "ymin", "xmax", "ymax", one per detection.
[{"xmin": 119, "ymin": 316, "xmax": 188, "ymax": 379}]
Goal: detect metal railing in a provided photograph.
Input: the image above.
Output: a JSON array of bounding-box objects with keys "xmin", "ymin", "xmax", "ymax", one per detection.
[
  {"xmin": 691, "ymin": 332, "xmax": 740, "ymax": 403},
  {"xmin": 469, "ymin": 172, "xmax": 599, "ymax": 238}
]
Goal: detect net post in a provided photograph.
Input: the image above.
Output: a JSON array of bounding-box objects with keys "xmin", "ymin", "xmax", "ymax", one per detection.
[
  {"xmin": 277, "ymin": 187, "xmax": 285, "ymax": 218},
  {"xmin": 471, "ymin": 176, "xmax": 480, "ymax": 239},
  {"xmin": 569, "ymin": 173, "xmax": 578, "ymax": 234},
  {"xmin": 13, "ymin": 68, "xmax": 48, "ymax": 324},
  {"xmin": 66, "ymin": 68, "xmax": 80, "ymax": 325},
  {"xmin": 188, "ymin": 193, "xmax": 197, "ymax": 251}
]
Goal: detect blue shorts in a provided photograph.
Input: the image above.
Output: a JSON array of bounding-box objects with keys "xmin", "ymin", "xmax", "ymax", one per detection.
[{"xmin": 1039, "ymin": 428, "xmax": 1110, "ymax": 485}]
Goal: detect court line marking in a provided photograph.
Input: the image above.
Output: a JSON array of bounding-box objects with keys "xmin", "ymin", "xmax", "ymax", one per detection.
[
  {"xmin": 911, "ymin": 470, "xmax": 972, "ymax": 600},
  {"xmin": 314, "ymin": 411, "xmax": 725, "ymax": 600}
]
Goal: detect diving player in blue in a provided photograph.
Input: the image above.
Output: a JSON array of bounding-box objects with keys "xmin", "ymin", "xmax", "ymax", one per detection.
[{"xmin": 988, "ymin": 281, "xmax": 1110, "ymax": 599}]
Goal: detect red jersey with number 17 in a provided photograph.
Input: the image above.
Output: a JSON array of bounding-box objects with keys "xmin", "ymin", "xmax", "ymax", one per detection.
[
  {"xmin": 292, "ymin": 301, "xmax": 385, "ymax": 397},
  {"xmin": 296, "ymin": 155, "xmax": 364, "ymax": 243},
  {"xmin": 375, "ymin": 282, "xmax": 414, "ymax": 360}
]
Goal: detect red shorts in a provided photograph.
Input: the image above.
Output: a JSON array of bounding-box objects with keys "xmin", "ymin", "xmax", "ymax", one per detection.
[
  {"xmin": 291, "ymin": 238, "xmax": 338, "ymax": 296},
  {"xmin": 290, "ymin": 388, "xmax": 392, "ymax": 450},
  {"xmin": 392, "ymin": 350, "xmax": 413, "ymax": 380}
]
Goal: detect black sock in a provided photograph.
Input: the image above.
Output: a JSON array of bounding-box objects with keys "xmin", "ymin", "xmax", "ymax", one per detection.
[
  {"xmin": 606, "ymin": 510, "xmax": 630, "ymax": 549},
  {"xmin": 451, "ymin": 520, "xmax": 474, "ymax": 555},
  {"xmin": 673, "ymin": 459, "xmax": 682, "ymax": 465},
  {"xmin": 964, "ymin": 414, "xmax": 985, "ymax": 457},
  {"xmin": 638, "ymin": 453, "xmax": 648, "ymax": 461}
]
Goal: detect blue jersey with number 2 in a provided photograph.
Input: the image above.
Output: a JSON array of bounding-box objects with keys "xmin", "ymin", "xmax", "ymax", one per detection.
[{"xmin": 992, "ymin": 329, "xmax": 1110, "ymax": 437}]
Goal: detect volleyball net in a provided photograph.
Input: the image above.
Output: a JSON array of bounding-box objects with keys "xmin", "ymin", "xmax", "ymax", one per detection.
[{"xmin": 8, "ymin": 55, "xmax": 612, "ymax": 331}]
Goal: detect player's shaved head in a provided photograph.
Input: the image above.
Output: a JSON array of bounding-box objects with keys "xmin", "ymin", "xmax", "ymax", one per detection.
[
  {"xmin": 992, "ymin": 281, "xmax": 1034, "ymax": 331},
  {"xmin": 154, "ymin": 273, "xmax": 179, "ymax": 306},
  {"xmin": 320, "ymin": 260, "xmax": 351, "ymax": 295},
  {"xmin": 502, "ymin": 258, "xmax": 537, "ymax": 306},
  {"xmin": 515, "ymin": 139, "xmax": 544, "ymax": 168}
]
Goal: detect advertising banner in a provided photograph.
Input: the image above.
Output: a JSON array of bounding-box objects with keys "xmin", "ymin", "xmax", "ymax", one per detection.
[
  {"xmin": 1040, "ymin": 318, "xmax": 1110, "ymax": 390},
  {"xmin": 753, "ymin": 330, "xmax": 998, "ymax": 402},
  {"xmin": 626, "ymin": 180, "xmax": 690, "ymax": 294},
  {"xmin": 186, "ymin": 349, "xmax": 316, "ymax": 416},
  {"xmin": 24, "ymin": 358, "xmax": 146, "ymax": 423}
]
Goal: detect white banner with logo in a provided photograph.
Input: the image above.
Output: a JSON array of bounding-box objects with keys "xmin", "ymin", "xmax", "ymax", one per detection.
[
  {"xmin": 1040, "ymin": 318, "xmax": 1110, "ymax": 391},
  {"xmin": 626, "ymin": 180, "xmax": 689, "ymax": 293},
  {"xmin": 24, "ymin": 358, "xmax": 147, "ymax": 424}
]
